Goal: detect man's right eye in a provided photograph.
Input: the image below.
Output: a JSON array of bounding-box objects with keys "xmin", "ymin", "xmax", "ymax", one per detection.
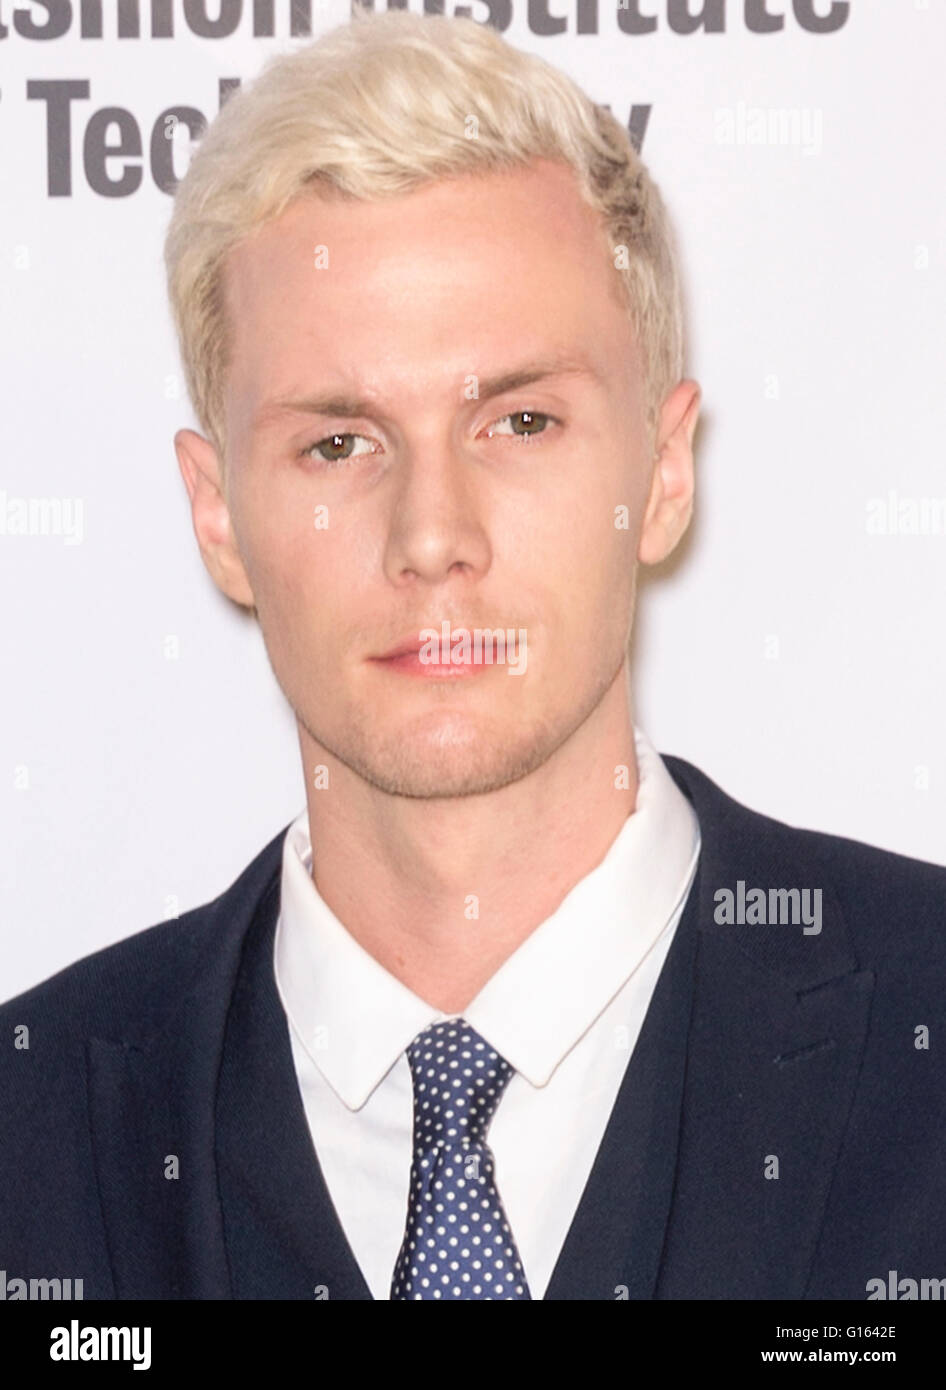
[{"xmin": 299, "ymin": 433, "xmax": 381, "ymax": 465}]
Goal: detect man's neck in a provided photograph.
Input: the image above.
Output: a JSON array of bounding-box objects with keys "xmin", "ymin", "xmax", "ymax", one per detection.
[{"xmin": 298, "ymin": 667, "xmax": 640, "ymax": 1012}]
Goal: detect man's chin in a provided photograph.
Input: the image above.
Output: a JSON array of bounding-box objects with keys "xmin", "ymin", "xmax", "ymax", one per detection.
[
  {"xmin": 352, "ymin": 757, "xmax": 534, "ymax": 800},
  {"xmin": 319, "ymin": 714, "xmax": 559, "ymax": 800}
]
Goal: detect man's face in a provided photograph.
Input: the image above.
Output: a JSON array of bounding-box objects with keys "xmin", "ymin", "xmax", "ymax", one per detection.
[{"xmin": 198, "ymin": 159, "xmax": 684, "ymax": 798}]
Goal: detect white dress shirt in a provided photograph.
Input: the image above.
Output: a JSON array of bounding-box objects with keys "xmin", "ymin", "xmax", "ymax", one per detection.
[{"xmin": 274, "ymin": 725, "xmax": 701, "ymax": 1300}]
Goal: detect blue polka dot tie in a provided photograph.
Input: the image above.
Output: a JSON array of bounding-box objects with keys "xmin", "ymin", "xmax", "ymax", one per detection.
[{"xmin": 390, "ymin": 1018, "xmax": 532, "ymax": 1300}]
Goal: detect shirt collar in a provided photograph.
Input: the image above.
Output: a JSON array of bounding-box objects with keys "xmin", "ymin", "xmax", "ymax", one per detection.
[{"xmin": 275, "ymin": 726, "xmax": 700, "ymax": 1109}]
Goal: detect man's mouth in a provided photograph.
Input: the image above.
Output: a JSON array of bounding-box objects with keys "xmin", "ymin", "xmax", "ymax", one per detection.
[{"xmin": 370, "ymin": 627, "xmax": 509, "ymax": 678}]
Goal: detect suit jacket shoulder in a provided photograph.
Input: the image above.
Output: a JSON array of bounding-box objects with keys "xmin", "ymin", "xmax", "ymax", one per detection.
[
  {"xmin": 0, "ymin": 823, "xmax": 287, "ymax": 1295},
  {"xmin": 663, "ymin": 753, "xmax": 946, "ymax": 963}
]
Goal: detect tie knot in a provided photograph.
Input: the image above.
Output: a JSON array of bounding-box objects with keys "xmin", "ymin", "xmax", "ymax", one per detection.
[{"xmin": 406, "ymin": 1019, "xmax": 512, "ymax": 1150}]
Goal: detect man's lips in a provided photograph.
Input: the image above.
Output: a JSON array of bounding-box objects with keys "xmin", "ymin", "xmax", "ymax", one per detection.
[
  {"xmin": 372, "ymin": 631, "xmax": 502, "ymax": 662},
  {"xmin": 373, "ymin": 651, "xmax": 482, "ymax": 677},
  {"xmin": 369, "ymin": 629, "xmax": 511, "ymax": 677}
]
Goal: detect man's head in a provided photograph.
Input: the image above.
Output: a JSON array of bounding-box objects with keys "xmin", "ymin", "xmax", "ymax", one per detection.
[{"xmin": 167, "ymin": 9, "xmax": 700, "ymax": 799}]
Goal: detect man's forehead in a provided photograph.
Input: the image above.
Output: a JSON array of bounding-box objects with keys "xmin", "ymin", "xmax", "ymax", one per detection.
[
  {"xmin": 220, "ymin": 160, "xmax": 636, "ymax": 428},
  {"xmin": 224, "ymin": 159, "xmax": 612, "ymax": 290}
]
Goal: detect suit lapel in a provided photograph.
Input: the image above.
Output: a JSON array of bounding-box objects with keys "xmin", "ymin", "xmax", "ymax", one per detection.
[
  {"xmin": 86, "ymin": 1031, "xmax": 232, "ymax": 1299},
  {"xmin": 655, "ymin": 756, "xmax": 875, "ymax": 1298},
  {"xmin": 84, "ymin": 830, "xmax": 288, "ymax": 1299},
  {"xmin": 85, "ymin": 835, "xmax": 373, "ymax": 1301},
  {"xmin": 546, "ymin": 756, "xmax": 874, "ymax": 1300},
  {"xmin": 214, "ymin": 875, "xmax": 372, "ymax": 1300}
]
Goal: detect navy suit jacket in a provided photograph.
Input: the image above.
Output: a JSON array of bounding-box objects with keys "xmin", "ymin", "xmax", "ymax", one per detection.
[{"xmin": 2, "ymin": 755, "xmax": 945, "ymax": 1300}]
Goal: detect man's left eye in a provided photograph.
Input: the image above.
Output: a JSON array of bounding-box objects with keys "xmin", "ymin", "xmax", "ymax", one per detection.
[{"xmin": 484, "ymin": 410, "xmax": 557, "ymax": 441}]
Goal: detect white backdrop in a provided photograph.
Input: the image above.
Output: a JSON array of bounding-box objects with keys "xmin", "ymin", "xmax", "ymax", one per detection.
[{"xmin": 2, "ymin": 1, "xmax": 944, "ymax": 1001}]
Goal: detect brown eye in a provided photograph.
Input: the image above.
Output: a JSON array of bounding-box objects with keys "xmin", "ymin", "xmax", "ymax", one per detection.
[
  {"xmin": 486, "ymin": 410, "xmax": 557, "ymax": 440},
  {"xmin": 512, "ymin": 410, "xmax": 547, "ymax": 436},
  {"xmin": 313, "ymin": 433, "xmax": 354, "ymax": 462},
  {"xmin": 301, "ymin": 433, "xmax": 378, "ymax": 465}
]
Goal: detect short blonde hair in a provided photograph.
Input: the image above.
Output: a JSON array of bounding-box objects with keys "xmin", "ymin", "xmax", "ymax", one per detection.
[{"xmin": 164, "ymin": 5, "xmax": 684, "ymax": 470}]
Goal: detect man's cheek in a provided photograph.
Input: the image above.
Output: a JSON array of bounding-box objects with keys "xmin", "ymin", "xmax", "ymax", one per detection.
[{"xmin": 256, "ymin": 527, "xmax": 327, "ymax": 597}]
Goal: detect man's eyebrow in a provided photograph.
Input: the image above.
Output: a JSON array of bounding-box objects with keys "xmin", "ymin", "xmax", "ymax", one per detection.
[{"xmin": 253, "ymin": 356, "xmax": 601, "ymax": 430}]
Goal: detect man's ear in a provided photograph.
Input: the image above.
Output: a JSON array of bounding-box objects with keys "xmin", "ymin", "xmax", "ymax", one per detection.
[
  {"xmin": 638, "ymin": 379, "xmax": 701, "ymax": 567},
  {"xmin": 174, "ymin": 428, "xmax": 256, "ymax": 609}
]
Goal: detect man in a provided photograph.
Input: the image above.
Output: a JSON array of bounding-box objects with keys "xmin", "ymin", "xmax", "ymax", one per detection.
[{"xmin": 1, "ymin": 8, "xmax": 944, "ymax": 1302}]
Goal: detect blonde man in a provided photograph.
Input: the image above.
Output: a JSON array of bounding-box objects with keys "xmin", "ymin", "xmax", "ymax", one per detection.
[{"xmin": 2, "ymin": 8, "xmax": 944, "ymax": 1304}]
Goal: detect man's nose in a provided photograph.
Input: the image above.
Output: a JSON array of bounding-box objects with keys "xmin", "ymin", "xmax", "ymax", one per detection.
[{"xmin": 381, "ymin": 443, "xmax": 493, "ymax": 588}]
